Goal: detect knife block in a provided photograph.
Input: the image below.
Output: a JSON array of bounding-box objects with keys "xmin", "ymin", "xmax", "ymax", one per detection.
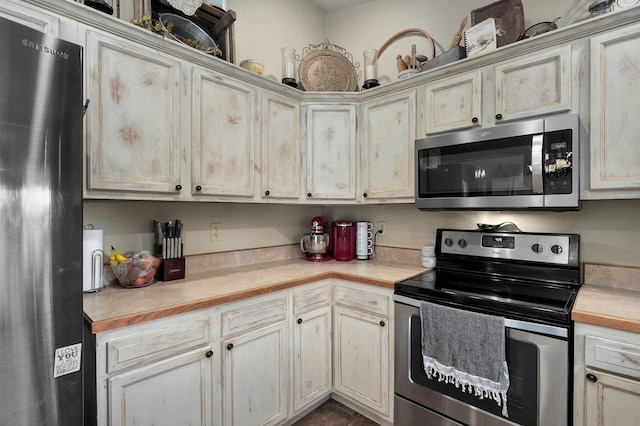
[{"xmin": 155, "ymin": 257, "xmax": 186, "ymax": 282}]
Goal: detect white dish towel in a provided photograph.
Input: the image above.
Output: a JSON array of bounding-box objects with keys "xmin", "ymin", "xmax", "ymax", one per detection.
[{"xmin": 420, "ymin": 301, "xmax": 510, "ymax": 417}]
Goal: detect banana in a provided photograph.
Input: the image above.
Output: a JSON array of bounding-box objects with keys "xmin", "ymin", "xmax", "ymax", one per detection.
[{"xmin": 110, "ymin": 246, "xmax": 128, "ymax": 263}]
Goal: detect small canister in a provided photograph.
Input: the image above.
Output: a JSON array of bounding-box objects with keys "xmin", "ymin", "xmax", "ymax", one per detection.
[{"xmin": 239, "ymin": 59, "xmax": 265, "ymax": 76}]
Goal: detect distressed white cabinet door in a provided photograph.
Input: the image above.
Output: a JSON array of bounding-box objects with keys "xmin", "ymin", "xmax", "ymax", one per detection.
[
  {"xmin": 222, "ymin": 322, "xmax": 288, "ymax": 426},
  {"xmin": 108, "ymin": 347, "xmax": 212, "ymax": 426},
  {"xmin": 84, "ymin": 28, "xmax": 183, "ymax": 197},
  {"xmin": 494, "ymin": 45, "xmax": 572, "ymax": 122},
  {"xmin": 589, "ymin": 24, "xmax": 640, "ymax": 195},
  {"xmin": 261, "ymin": 92, "xmax": 301, "ymax": 200},
  {"xmin": 333, "ymin": 305, "xmax": 389, "ymax": 418},
  {"xmin": 304, "ymin": 104, "xmax": 357, "ymax": 201},
  {"xmin": 585, "ymin": 367, "xmax": 640, "ymax": 425},
  {"xmin": 292, "ymin": 306, "xmax": 332, "ymax": 413},
  {"xmin": 0, "ymin": 0, "xmax": 62, "ymax": 35},
  {"xmin": 424, "ymin": 70, "xmax": 481, "ymax": 134},
  {"xmin": 361, "ymin": 90, "xmax": 416, "ymax": 202},
  {"xmin": 192, "ymin": 67, "xmax": 256, "ymax": 199}
]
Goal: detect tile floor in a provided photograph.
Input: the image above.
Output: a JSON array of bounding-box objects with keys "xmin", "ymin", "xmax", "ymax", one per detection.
[{"xmin": 293, "ymin": 399, "xmax": 379, "ymax": 426}]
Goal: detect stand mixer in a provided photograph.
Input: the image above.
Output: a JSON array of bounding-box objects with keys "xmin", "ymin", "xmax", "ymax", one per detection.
[{"xmin": 300, "ymin": 216, "xmax": 331, "ymax": 262}]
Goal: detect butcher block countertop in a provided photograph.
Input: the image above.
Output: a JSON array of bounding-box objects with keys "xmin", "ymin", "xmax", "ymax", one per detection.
[
  {"xmin": 572, "ymin": 284, "xmax": 640, "ymax": 333},
  {"xmin": 83, "ymin": 259, "xmax": 427, "ymax": 334}
]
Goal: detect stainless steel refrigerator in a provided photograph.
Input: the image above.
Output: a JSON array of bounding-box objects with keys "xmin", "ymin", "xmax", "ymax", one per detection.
[{"xmin": 0, "ymin": 16, "xmax": 84, "ymax": 425}]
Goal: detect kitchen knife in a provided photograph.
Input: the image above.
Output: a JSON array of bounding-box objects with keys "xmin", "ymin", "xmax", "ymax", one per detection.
[{"xmin": 162, "ymin": 237, "xmax": 167, "ymax": 259}]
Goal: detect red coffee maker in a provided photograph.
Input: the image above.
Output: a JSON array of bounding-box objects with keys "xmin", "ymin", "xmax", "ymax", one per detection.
[{"xmin": 331, "ymin": 220, "xmax": 355, "ymax": 261}]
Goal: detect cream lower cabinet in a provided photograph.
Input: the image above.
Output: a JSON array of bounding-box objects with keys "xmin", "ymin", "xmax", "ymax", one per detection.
[
  {"xmin": 92, "ymin": 281, "xmax": 392, "ymax": 426},
  {"xmin": 587, "ymin": 23, "xmax": 640, "ymax": 198},
  {"xmin": 574, "ymin": 322, "xmax": 640, "ymax": 425},
  {"xmin": 361, "ymin": 90, "xmax": 416, "ymax": 202},
  {"xmin": 332, "ymin": 281, "xmax": 392, "ymax": 424},
  {"xmin": 219, "ymin": 293, "xmax": 289, "ymax": 426},
  {"xmin": 108, "ymin": 347, "xmax": 213, "ymax": 426},
  {"xmin": 93, "ymin": 313, "xmax": 213, "ymax": 426},
  {"xmin": 291, "ymin": 283, "xmax": 333, "ymax": 414}
]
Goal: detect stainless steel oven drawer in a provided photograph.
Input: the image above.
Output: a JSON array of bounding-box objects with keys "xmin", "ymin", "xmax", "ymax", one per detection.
[{"xmin": 395, "ymin": 395, "xmax": 463, "ymax": 426}]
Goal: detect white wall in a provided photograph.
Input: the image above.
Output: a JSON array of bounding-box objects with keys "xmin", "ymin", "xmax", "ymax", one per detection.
[
  {"xmin": 85, "ymin": 199, "xmax": 640, "ymax": 267},
  {"xmin": 227, "ymin": 0, "xmax": 595, "ymax": 87}
]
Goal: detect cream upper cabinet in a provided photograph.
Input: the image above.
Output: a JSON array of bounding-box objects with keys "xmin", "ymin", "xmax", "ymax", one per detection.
[
  {"xmin": 587, "ymin": 23, "xmax": 640, "ymax": 197},
  {"xmin": 423, "ymin": 71, "xmax": 482, "ymax": 135},
  {"xmin": 0, "ymin": 0, "xmax": 63, "ymax": 36},
  {"xmin": 84, "ymin": 27, "xmax": 183, "ymax": 199},
  {"xmin": 304, "ymin": 103, "xmax": 358, "ymax": 201},
  {"xmin": 574, "ymin": 322, "xmax": 640, "ymax": 425},
  {"xmin": 261, "ymin": 92, "xmax": 302, "ymax": 201},
  {"xmin": 192, "ymin": 66, "xmax": 257, "ymax": 200},
  {"xmin": 494, "ymin": 45, "xmax": 572, "ymax": 122},
  {"xmin": 361, "ymin": 90, "xmax": 416, "ymax": 202}
]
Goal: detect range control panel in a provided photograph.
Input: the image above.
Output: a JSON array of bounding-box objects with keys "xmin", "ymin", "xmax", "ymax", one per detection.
[{"xmin": 438, "ymin": 229, "xmax": 578, "ymax": 266}]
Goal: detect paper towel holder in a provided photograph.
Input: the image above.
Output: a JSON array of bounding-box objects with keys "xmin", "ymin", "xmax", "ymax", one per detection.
[{"xmin": 84, "ymin": 224, "xmax": 105, "ymax": 293}]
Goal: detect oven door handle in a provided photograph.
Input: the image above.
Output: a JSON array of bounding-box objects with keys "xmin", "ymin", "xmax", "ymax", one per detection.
[{"xmin": 394, "ymin": 295, "xmax": 568, "ymax": 338}]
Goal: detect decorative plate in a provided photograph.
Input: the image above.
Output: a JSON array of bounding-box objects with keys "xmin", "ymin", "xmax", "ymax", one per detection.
[
  {"xmin": 617, "ymin": 0, "xmax": 639, "ymax": 8},
  {"xmin": 299, "ymin": 40, "xmax": 359, "ymax": 92}
]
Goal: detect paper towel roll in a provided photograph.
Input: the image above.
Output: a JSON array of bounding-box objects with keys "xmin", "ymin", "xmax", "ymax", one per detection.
[{"xmin": 83, "ymin": 229, "xmax": 104, "ymax": 292}]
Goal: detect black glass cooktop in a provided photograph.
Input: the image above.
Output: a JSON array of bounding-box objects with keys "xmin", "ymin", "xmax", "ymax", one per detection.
[{"xmin": 395, "ymin": 268, "xmax": 579, "ymax": 326}]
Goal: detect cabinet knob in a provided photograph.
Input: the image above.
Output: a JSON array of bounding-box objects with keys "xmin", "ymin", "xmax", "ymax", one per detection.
[
  {"xmin": 363, "ymin": 193, "xmax": 368, "ymax": 198},
  {"xmin": 495, "ymin": 113, "xmax": 503, "ymax": 120},
  {"xmin": 307, "ymin": 192, "xmax": 312, "ymax": 197},
  {"xmin": 227, "ymin": 343, "xmax": 233, "ymax": 350},
  {"xmin": 472, "ymin": 117, "xmax": 479, "ymax": 124},
  {"xmin": 195, "ymin": 185, "xmax": 202, "ymax": 191},
  {"xmin": 205, "ymin": 350, "xmax": 213, "ymax": 358},
  {"xmin": 175, "ymin": 184, "xmax": 182, "ymax": 191},
  {"xmin": 297, "ymin": 318, "xmax": 303, "ymax": 324},
  {"xmin": 380, "ymin": 321, "xmax": 385, "ymax": 327},
  {"xmin": 265, "ymin": 190, "xmax": 270, "ymax": 196},
  {"xmin": 586, "ymin": 373, "xmax": 598, "ymax": 383}
]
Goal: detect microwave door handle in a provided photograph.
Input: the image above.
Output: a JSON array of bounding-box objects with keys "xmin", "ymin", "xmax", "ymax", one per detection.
[{"xmin": 531, "ymin": 134, "xmax": 544, "ymax": 194}]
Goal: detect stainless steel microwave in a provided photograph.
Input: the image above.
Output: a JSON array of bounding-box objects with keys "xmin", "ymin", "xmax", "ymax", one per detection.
[{"xmin": 415, "ymin": 114, "xmax": 579, "ymax": 210}]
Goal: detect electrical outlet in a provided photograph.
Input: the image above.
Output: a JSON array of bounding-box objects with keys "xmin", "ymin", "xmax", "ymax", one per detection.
[
  {"xmin": 377, "ymin": 222, "xmax": 386, "ymax": 237},
  {"xmin": 210, "ymin": 223, "xmax": 222, "ymax": 242}
]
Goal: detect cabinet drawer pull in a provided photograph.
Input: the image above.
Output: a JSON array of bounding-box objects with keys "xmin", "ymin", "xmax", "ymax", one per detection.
[
  {"xmin": 195, "ymin": 185, "xmax": 202, "ymax": 191},
  {"xmin": 205, "ymin": 350, "xmax": 213, "ymax": 358},
  {"xmin": 307, "ymin": 192, "xmax": 312, "ymax": 197},
  {"xmin": 380, "ymin": 321, "xmax": 385, "ymax": 327},
  {"xmin": 227, "ymin": 343, "xmax": 234, "ymax": 350},
  {"xmin": 363, "ymin": 193, "xmax": 368, "ymax": 198},
  {"xmin": 586, "ymin": 373, "xmax": 598, "ymax": 383},
  {"xmin": 175, "ymin": 184, "xmax": 182, "ymax": 191},
  {"xmin": 297, "ymin": 318, "xmax": 303, "ymax": 324},
  {"xmin": 265, "ymin": 190, "xmax": 270, "ymax": 196},
  {"xmin": 495, "ymin": 113, "xmax": 503, "ymax": 120},
  {"xmin": 472, "ymin": 117, "xmax": 478, "ymax": 124}
]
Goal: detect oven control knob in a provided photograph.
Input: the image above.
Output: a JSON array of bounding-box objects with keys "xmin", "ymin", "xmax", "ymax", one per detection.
[
  {"xmin": 444, "ymin": 238, "xmax": 454, "ymax": 247},
  {"xmin": 551, "ymin": 244, "xmax": 564, "ymax": 255},
  {"xmin": 531, "ymin": 243, "xmax": 543, "ymax": 253},
  {"xmin": 458, "ymin": 239, "xmax": 468, "ymax": 248}
]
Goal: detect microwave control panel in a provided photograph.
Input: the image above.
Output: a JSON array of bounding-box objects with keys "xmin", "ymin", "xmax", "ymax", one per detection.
[{"xmin": 544, "ymin": 129, "xmax": 573, "ymax": 194}]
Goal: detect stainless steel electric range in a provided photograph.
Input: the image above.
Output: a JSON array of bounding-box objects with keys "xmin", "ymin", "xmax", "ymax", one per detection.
[{"xmin": 394, "ymin": 227, "xmax": 581, "ymax": 426}]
